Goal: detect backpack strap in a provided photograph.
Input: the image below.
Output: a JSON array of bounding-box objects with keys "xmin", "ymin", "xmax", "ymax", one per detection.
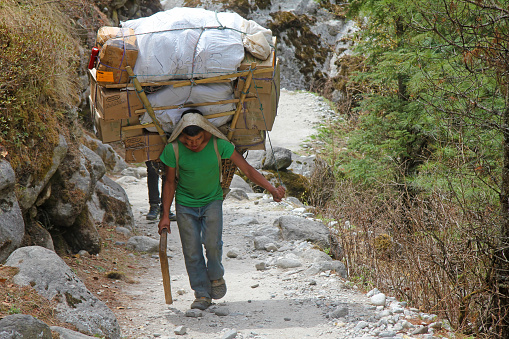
[
  {"xmin": 213, "ymin": 137, "xmax": 222, "ymax": 183},
  {"xmin": 172, "ymin": 141, "xmax": 179, "ymax": 181}
]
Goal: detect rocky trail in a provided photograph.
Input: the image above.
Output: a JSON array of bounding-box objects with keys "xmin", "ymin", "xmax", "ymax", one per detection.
[{"xmin": 112, "ymin": 90, "xmax": 448, "ymax": 339}]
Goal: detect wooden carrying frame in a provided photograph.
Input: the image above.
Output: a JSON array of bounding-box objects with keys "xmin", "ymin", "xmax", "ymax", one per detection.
[{"xmin": 124, "ymin": 63, "xmax": 264, "ymax": 187}]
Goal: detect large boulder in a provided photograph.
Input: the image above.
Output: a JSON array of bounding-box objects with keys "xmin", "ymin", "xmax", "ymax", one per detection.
[
  {"xmin": 274, "ymin": 215, "xmax": 330, "ymax": 249},
  {"xmin": 229, "ymin": 174, "xmax": 254, "ymax": 193},
  {"xmin": 0, "ymin": 314, "xmax": 52, "ymax": 339},
  {"xmin": 87, "ymin": 176, "xmax": 135, "ymax": 230},
  {"xmin": 23, "ymin": 219, "xmax": 55, "ymax": 252},
  {"xmin": 83, "ymin": 134, "xmax": 128, "ymax": 174},
  {"xmin": 17, "ymin": 134, "xmax": 68, "ymax": 210},
  {"xmin": 245, "ymin": 150, "xmax": 265, "ymax": 169},
  {"xmin": 42, "ymin": 145, "xmax": 106, "ymax": 228},
  {"xmin": 64, "ymin": 206, "xmax": 102, "ymax": 254},
  {"xmin": 5, "ymin": 246, "xmax": 121, "ymax": 339},
  {"xmin": 50, "ymin": 326, "xmax": 98, "ymax": 338},
  {"xmin": 263, "ymin": 147, "xmax": 292, "ymax": 170},
  {"xmin": 0, "ymin": 160, "xmax": 25, "ymax": 263},
  {"xmin": 288, "ymin": 154, "xmax": 316, "ymax": 177}
]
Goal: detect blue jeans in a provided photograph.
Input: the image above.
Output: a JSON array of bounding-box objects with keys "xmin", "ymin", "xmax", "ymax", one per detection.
[{"xmin": 175, "ymin": 200, "xmax": 224, "ymax": 298}]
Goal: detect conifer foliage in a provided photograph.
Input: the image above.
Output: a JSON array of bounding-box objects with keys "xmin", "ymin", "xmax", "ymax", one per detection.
[{"xmin": 321, "ymin": 0, "xmax": 509, "ymax": 336}]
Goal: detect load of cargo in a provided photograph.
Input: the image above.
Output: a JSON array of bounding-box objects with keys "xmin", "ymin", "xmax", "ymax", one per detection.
[{"xmin": 88, "ymin": 7, "xmax": 280, "ymax": 164}]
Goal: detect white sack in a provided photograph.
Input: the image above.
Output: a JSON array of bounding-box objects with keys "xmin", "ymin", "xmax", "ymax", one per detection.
[
  {"xmin": 241, "ymin": 20, "xmax": 273, "ymax": 60},
  {"xmin": 243, "ymin": 31, "xmax": 271, "ymax": 60},
  {"xmin": 141, "ymin": 82, "xmax": 236, "ymax": 133},
  {"xmin": 122, "ymin": 8, "xmax": 246, "ymax": 81}
]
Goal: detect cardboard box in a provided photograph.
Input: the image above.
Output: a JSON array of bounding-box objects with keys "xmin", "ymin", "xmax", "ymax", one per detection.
[
  {"xmin": 96, "ymin": 27, "xmax": 138, "ymax": 85},
  {"xmin": 124, "ymin": 132, "xmax": 166, "ymax": 163},
  {"xmin": 89, "ymin": 69, "xmax": 144, "ymax": 121},
  {"xmin": 234, "ymin": 58, "xmax": 280, "ymax": 131},
  {"xmin": 230, "ymin": 129, "xmax": 266, "ymax": 151},
  {"xmin": 93, "ymin": 107, "xmax": 142, "ymax": 143}
]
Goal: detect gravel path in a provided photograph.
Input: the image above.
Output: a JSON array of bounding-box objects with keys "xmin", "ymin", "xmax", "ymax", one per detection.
[{"xmin": 115, "ymin": 90, "xmax": 450, "ymax": 339}]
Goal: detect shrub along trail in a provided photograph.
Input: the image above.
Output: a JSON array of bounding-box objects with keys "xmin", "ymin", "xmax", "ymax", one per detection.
[{"xmin": 113, "ymin": 90, "xmax": 449, "ymax": 339}]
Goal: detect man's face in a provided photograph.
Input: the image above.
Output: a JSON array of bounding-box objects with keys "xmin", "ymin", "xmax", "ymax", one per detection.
[{"xmin": 180, "ymin": 131, "xmax": 205, "ymax": 152}]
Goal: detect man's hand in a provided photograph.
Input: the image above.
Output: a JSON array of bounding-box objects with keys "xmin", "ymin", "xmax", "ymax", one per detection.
[
  {"xmin": 271, "ymin": 186, "xmax": 286, "ymax": 202},
  {"xmin": 158, "ymin": 216, "xmax": 171, "ymax": 235}
]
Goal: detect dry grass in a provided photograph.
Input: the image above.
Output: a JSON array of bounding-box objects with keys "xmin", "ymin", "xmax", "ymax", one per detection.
[
  {"xmin": 318, "ymin": 179, "xmax": 498, "ymax": 336},
  {"xmin": 0, "ymin": 0, "xmax": 79, "ymax": 182}
]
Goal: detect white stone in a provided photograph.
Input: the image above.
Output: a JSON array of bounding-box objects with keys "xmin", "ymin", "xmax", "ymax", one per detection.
[
  {"xmin": 366, "ymin": 288, "xmax": 380, "ymax": 298},
  {"xmin": 174, "ymin": 326, "xmax": 187, "ymax": 335},
  {"xmin": 371, "ymin": 293, "xmax": 386, "ymax": 306}
]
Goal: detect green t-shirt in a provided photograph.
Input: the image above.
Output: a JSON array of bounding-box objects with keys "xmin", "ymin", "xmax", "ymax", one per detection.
[{"xmin": 159, "ymin": 137, "xmax": 235, "ymax": 207}]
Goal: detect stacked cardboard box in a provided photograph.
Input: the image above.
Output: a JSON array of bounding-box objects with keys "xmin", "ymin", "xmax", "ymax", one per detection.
[
  {"xmin": 235, "ymin": 52, "xmax": 280, "ymax": 131},
  {"xmin": 233, "ymin": 38, "xmax": 280, "ymax": 151},
  {"xmin": 89, "ymin": 70, "xmax": 165, "ymax": 162}
]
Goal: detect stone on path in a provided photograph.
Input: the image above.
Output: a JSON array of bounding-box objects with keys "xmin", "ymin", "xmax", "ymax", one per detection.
[
  {"xmin": 255, "ymin": 262, "xmax": 268, "ymax": 270},
  {"xmin": 174, "ymin": 325, "xmax": 187, "ymax": 335},
  {"xmin": 231, "ymin": 216, "xmax": 259, "ymax": 226},
  {"xmin": 185, "ymin": 309, "xmax": 203, "ymax": 317},
  {"xmin": 371, "ymin": 293, "xmax": 387, "ymax": 306},
  {"xmin": 226, "ymin": 188, "xmax": 249, "ymax": 200},
  {"xmin": 274, "ymin": 215, "xmax": 330, "ymax": 248},
  {"xmin": 327, "ymin": 306, "xmax": 349, "ymax": 319},
  {"xmin": 226, "ymin": 249, "xmax": 239, "ymax": 258},
  {"xmin": 411, "ymin": 326, "xmax": 429, "ymax": 335},
  {"xmin": 254, "ymin": 236, "xmax": 275, "ymax": 250},
  {"xmin": 214, "ymin": 307, "xmax": 230, "ymax": 316},
  {"xmin": 222, "ymin": 329, "xmax": 238, "ymax": 339},
  {"xmin": 265, "ymin": 243, "xmax": 278, "ymax": 252},
  {"xmin": 126, "ymin": 236, "xmax": 159, "ymax": 253},
  {"xmin": 276, "ymin": 257, "xmax": 302, "ymax": 269}
]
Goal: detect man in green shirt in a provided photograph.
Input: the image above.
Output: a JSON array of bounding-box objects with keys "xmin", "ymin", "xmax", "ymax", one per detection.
[{"xmin": 158, "ymin": 110, "xmax": 285, "ymax": 310}]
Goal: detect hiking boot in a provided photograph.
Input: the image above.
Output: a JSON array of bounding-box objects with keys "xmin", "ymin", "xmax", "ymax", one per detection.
[
  {"xmin": 190, "ymin": 297, "xmax": 211, "ymax": 310},
  {"xmin": 146, "ymin": 204, "xmax": 160, "ymax": 220},
  {"xmin": 210, "ymin": 278, "xmax": 227, "ymax": 300}
]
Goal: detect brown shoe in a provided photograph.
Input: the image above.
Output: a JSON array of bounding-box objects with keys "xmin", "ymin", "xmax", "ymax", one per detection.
[
  {"xmin": 190, "ymin": 297, "xmax": 211, "ymax": 310},
  {"xmin": 211, "ymin": 278, "xmax": 227, "ymax": 300}
]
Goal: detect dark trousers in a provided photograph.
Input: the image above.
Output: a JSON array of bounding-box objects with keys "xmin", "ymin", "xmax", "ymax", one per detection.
[{"xmin": 146, "ymin": 161, "xmax": 165, "ymax": 205}]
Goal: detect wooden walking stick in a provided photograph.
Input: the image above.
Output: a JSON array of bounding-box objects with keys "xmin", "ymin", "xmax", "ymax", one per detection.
[{"xmin": 159, "ymin": 228, "xmax": 173, "ymax": 304}]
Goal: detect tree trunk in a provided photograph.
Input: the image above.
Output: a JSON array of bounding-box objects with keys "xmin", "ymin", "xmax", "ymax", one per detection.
[{"xmin": 494, "ymin": 104, "xmax": 509, "ymax": 338}]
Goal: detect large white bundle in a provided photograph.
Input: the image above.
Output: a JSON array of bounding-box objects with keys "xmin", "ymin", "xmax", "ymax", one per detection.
[
  {"xmin": 122, "ymin": 7, "xmax": 246, "ymax": 82},
  {"xmin": 140, "ymin": 82, "xmax": 236, "ymax": 132}
]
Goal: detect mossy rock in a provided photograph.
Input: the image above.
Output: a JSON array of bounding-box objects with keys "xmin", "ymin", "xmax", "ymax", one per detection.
[
  {"xmin": 252, "ymin": 170, "xmax": 310, "ymax": 203},
  {"xmin": 268, "ymin": 11, "xmax": 330, "ymax": 85},
  {"xmin": 254, "ymin": 0, "xmax": 271, "ymax": 10}
]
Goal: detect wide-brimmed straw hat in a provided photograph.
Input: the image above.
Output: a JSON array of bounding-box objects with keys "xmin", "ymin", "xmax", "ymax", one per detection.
[{"xmin": 167, "ymin": 113, "xmax": 229, "ymax": 143}]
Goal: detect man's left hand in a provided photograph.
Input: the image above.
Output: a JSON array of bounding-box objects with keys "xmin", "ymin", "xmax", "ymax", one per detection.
[{"xmin": 272, "ymin": 186, "xmax": 286, "ymax": 202}]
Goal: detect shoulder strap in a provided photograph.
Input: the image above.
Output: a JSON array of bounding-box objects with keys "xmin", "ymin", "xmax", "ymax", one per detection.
[
  {"xmin": 172, "ymin": 141, "xmax": 179, "ymax": 181},
  {"xmin": 213, "ymin": 137, "xmax": 222, "ymax": 183}
]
